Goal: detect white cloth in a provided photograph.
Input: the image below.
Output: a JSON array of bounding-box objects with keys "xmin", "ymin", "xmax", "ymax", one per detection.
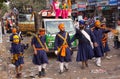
[
  {"xmin": 54, "ymin": 2, "xmax": 60, "ymax": 9},
  {"xmin": 81, "ymin": 30, "xmax": 94, "ymax": 48},
  {"xmin": 38, "ymin": 65, "xmax": 42, "ymax": 71},
  {"xmin": 55, "ymin": 50, "xmax": 58, "ymax": 55},
  {"xmin": 116, "ymin": 26, "xmax": 120, "ymax": 41},
  {"xmin": 74, "ymin": 22, "xmax": 79, "ymax": 29},
  {"xmin": 42, "ymin": 64, "xmax": 47, "ymax": 69},
  {"xmin": 96, "ymin": 57, "xmax": 101, "ymax": 67},
  {"xmin": 59, "ymin": 63, "xmax": 64, "ymax": 72},
  {"xmin": 64, "ymin": 62, "xmax": 68, "ymax": 69}
]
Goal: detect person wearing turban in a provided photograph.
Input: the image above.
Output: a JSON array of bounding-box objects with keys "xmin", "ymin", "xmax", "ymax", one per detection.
[
  {"xmin": 95, "ymin": 20, "xmax": 101, "ymax": 28},
  {"xmin": 31, "ymin": 28, "xmax": 49, "ymax": 77},
  {"xmin": 39, "ymin": 28, "xmax": 46, "ymax": 36},
  {"xmin": 10, "ymin": 28, "xmax": 19, "ymax": 44},
  {"xmin": 54, "ymin": 23, "xmax": 71, "ymax": 74},
  {"xmin": 71, "ymin": 20, "xmax": 96, "ymax": 69},
  {"xmin": 12, "ymin": 28, "xmax": 17, "ymax": 34},
  {"xmin": 113, "ymin": 18, "xmax": 120, "ymax": 49},
  {"xmin": 101, "ymin": 23, "xmax": 111, "ymax": 59},
  {"xmin": 9, "ymin": 28, "xmax": 25, "ymax": 78},
  {"xmin": 92, "ymin": 20, "xmax": 111, "ymax": 67}
]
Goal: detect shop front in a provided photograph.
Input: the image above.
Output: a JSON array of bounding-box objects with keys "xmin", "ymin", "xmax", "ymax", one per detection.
[
  {"xmin": 118, "ymin": 0, "xmax": 120, "ymax": 17},
  {"xmin": 71, "ymin": 4, "xmax": 78, "ymax": 20},
  {"xmin": 102, "ymin": 0, "xmax": 118, "ymax": 28},
  {"xmin": 87, "ymin": 0, "xmax": 97, "ymax": 18}
]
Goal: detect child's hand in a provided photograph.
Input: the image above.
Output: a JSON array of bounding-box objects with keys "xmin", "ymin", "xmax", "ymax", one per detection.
[
  {"xmin": 45, "ymin": 48, "xmax": 49, "ymax": 52},
  {"xmin": 34, "ymin": 50, "xmax": 37, "ymax": 55}
]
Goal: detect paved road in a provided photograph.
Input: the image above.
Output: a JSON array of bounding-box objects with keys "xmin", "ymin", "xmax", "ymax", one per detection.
[{"xmin": 0, "ymin": 33, "xmax": 120, "ymax": 79}]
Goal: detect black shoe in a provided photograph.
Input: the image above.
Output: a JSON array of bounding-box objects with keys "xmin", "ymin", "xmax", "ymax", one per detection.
[
  {"xmin": 64, "ymin": 65, "xmax": 68, "ymax": 72},
  {"xmin": 85, "ymin": 63, "xmax": 88, "ymax": 67},
  {"xmin": 38, "ymin": 71, "xmax": 42, "ymax": 78},
  {"xmin": 16, "ymin": 73, "xmax": 21, "ymax": 78},
  {"xmin": 81, "ymin": 66, "xmax": 85, "ymax": 69},
  {"xmin": 42, "ymin": 68, "xmax": 46, "ymax": 76},
  {"xmin": 59, "ymin": 70, "xmax": 63, "ymax": 74}
]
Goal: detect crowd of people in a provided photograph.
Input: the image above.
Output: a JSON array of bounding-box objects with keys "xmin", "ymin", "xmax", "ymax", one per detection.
[
  {"xmin": 1, "ymin": 7, "xmax": 19, "ymax": 34},
  {"xmin": 2, "ymin": 0, "xmax": 120, "ymax": 78},
  {"xmin": 9, "ymin": 17, "xmax": 120, "ymax": 78},
  {"xmin": 74, "ymin": 16, "xmax": 120, "ymax": 49}
]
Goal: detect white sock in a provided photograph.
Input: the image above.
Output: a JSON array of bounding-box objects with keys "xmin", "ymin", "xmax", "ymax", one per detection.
[
  {"xmin": 42, "ymin": 64, "xmax": 47, "ymax": 69},
  {"xmin": 64, "ymin": 62, "xmax": 68, "ymax": 69},
  {"xmin": 38, "ymin": 65, "xmax": 42, "ymax": 71},
  {"xmin": 96, "ymin": 57, "xmax": 101, "ymax": 64},
  {"xmin": 59, "ymin": 63, "xmax": 64, "ymax": 72}
]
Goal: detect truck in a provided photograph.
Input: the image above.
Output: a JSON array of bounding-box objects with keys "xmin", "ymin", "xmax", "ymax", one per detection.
[
  {"xmin": 39, "ymin": 9, "xmax": 77, "ymax": 53},
  {"xmin": 17, "ymin": 5, "xmax": 37, "ymax": 32},
  {"xmin": 18, "ymin": 13, "xmax": 36, "ymax": 32}
]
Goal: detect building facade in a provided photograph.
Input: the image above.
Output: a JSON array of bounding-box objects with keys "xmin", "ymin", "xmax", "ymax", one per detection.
[{"xmin": 71, "ymin": 0, "xmax": 119, "ymax": 28}]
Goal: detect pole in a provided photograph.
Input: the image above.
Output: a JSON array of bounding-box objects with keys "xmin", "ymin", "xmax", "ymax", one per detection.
[{"xmin": 0, "ymin": 21, "xmax": 2, "ymax": 43}]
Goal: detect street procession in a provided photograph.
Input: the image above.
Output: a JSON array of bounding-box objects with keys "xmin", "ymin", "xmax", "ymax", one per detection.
[{"xmin": 0, "ymin": 0, "xmax": 120, "ymax": 79}]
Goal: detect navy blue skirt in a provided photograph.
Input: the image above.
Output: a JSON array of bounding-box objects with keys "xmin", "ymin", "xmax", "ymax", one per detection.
[
  {"xmin": 104, "ymin": 42, "xmax": 110, "ymax": 53},
  {"xmin": 14, "ymin": 56, "xmax": 24, "ymax": 67},
  {"xmin": 76, "ymin": 43, "xmax": 94, "ymax": 62},
  {"xmin": 57, "ymin": 48, "xmax": 71, "ymax": 62},
  {"xmin": 94, "ymin": 45, "xmax": 104, "ymax": 57},
  {"xmin": 32, "ymin": 50, "xmax": 48, "ymax": 65}
]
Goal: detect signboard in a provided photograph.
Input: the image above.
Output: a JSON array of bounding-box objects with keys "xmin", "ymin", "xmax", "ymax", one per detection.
[
  {"xmin": 72, "ymin": 4, "xmax": 77, "ymax": 9},
  {"xmin": 78, "ymin": 4, "xmax": 86, "ymax": 8},
  {"xmin": 88, "ymin": 0, "xmax": 109, "ymax": 3},
  {"xmin": 118, "ymin": 0, "xmax": 120, "ymax": 9},
  {"xmin": 77, "ymin": 8, "xmax": 86, "ymax": 11},
  {"xmin": 88, "ymin": 0, "xmax": 96, "ymax": 3},
  {"xmin": 77, "ymin": 2, "xmax": 86, "ymax": 11},
  {"xmin": 0, "ymin": 22, "xmax": 2, "ymax": 43},
  {"xmin": 39, "ymin": 9, "xmax": 72, "ymax": 17},
  {"xmin": 98, "ymin": 6, "xmax": 111, "ymax": 10},
  {"xmin": 118, "ymin": 0, "xmax": 120, "ymax": 6},
  {"xmin": 97, "ymin": 1, "xmax": 108, "ymax": 6},
  {"xmin": 109, "ymin": 0, "xmax": 117, "ymax": 5}
]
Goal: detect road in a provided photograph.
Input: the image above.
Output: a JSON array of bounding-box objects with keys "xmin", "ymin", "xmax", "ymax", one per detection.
[{"xmin": 0, "ymin": 33, "xmax": 120, "ymax": 79}]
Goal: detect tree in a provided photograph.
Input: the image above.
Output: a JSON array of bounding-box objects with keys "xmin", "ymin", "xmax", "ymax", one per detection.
[
  {"xmin": 0, "ymin": 0, "xmax": 9, "ymax": 18},
  {"xmin": 9, "ymin": 0, "xmax": 46, "ymax": 12},
  {"xmin": 0, "ymin": 0, "xmax": 4, "ymax": 9}
]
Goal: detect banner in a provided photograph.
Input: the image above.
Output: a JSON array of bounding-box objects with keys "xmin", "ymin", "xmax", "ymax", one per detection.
[
  {"xmin": 109, "ymin": 0, "xmax": 117, "ymax": 5},
  {"xmin": 88, "ymin": 0, "xmax": 96, "ymax": 3},
  {"xmin": 118, "ymin": 0, "xmax": 120, "ymax": 6},
  {"xmin": 77, "ymin": 8, "xmax": 86, "ymax": 11},
  {"xmin": 72, "ymin": 4, "xmax": 77, "ymax": 9},
  {"xmin": 118, "ymin": 0, "xmax": 120, "ymax": 9}
]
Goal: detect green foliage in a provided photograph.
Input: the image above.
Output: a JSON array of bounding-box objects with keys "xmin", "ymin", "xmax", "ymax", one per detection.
[
  {"xmin": 0, "ymin": 0, "xmax": 4, "ymax": 3},
  {"xmin": 0, "ymin": 3, "xmax": 8, "ymax": 17},
  {"xmin": 10, "ymin": 0, "xmax": 46, "ymax": 11},
  {"xmin": 0, "ymin": 0, "xmax": 4, "ymax": 9}
]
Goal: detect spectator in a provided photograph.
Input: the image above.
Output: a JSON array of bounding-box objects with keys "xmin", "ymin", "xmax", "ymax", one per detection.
[
  {"xmin": 59, "ymin": 0, "xmax": 68, "ymax": 19},
  {"xmin": 52, "ymin": 0, "xmax": 61, "ymax": 18}
]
